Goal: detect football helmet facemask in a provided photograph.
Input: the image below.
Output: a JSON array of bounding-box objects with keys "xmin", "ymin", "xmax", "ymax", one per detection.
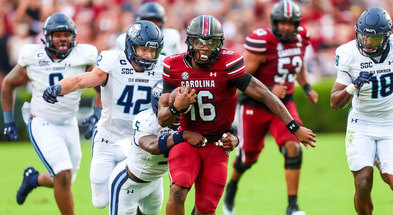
[
  {"xmin": 355, "ymin": 7, "xmax": 392, "ymax": 57},
  {"xmin": 186, "ymin": 15, "xmax": 224, "ymax": 69},
  {"xmin": 125, "ymin": 20, "xmax": 164, "ymax": 71},
  {"xmin": 43, "ymin": 13, "xmax": 77, "ymax": 58}
]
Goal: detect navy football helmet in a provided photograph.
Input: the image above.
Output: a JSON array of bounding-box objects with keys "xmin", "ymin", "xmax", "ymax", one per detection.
[
  {"xmin": 355, "ymin": 7, "xmax": 392, "ymax": 57},
  {"xmin": 186, "ymin": 15, "xmax": 224, "ymax": 68},
  {"xmin": 136, "ymin": 2, "xmax": 166, "ymax": 29},
  {"xmin": 151, "ymin": 80, "xmax": 163, "ymax": 116},
  {"xmin": 125, "ymin": 20, "xmax": 164, "ymax": 71},
  {"xmin": 43, "ymin": 13, "xmax": 77, "ymax": 58},
  {"xmin": 270, "ymin": 0, "xmax": 302, "ymax": 42}
]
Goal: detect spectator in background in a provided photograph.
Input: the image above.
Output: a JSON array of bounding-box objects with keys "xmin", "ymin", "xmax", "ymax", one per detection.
[
  {"xmin": 1, "ymin": 13, "xmax": 97, "ymax": 214},
  {"xmin": 223, "ymin": 1, "xmax": 318, "ymax": 215}
]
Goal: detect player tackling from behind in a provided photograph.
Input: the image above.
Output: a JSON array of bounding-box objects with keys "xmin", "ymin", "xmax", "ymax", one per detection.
[
  {"xmin": 158, "ymin": 15, "xmax": 316, "ymax": 215},
  {"xmin": 1, "ymin": 13, "xmax": 97, "ymax": 215},
  {"xmin": 331, "ymin": 7, "xmax": 393, "ymax": 215}
]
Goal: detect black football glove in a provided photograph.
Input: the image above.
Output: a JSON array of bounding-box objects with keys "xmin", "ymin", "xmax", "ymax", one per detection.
[
  {"xmin": 81, "ymin": 108, "xmax": 102, "ymax": 139},
  {"xmin": 352, "ymin": 71, "xmax": 373, "ymax": 89},
  {"xmin": 43, "ymin": 84, "xmax": 61, "ymax": 104},
  {"xmin": 4, "ymin": 122, "xmax": 18, "ymax": 141}
]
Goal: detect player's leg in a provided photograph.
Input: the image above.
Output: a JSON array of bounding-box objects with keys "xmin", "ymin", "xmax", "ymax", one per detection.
[
  {"xmin": 53, "ymin": 120, "xmax": 82, "ymax": 215},
  {"xmin": 25, "ymin": 117, "xmax": 78, "ymax": 214},
  {"xmin": 345, "ymin": 115, "xmax": 377, "ymax": 215},
  {"xmin": 138, "ymin": 178, "xmax": 164, "ymax": 215},
  {"xmin": 90, "ymin": 131, "xmax": 120, "ymax": 209},
  {"xmin": 270, "ymin": 101, "xmax": 305, "ymax": 215},
  {"xmin": 223, "ymin": 104, "xmax": 270, "ymax": 215},
  {"xmin": 108, "ymin": 160, "xmax": 140, "ymax": 215},
  {"xmin": 376, "ymin": 138, "xmax": 393, "ymax": 190},
  {"xmin": 166, "ymin": 142, "xmax": 200, "ymax": 215},
  {"xmin": 195, "ymin": 144, "xmax": 228, "ymax": 215}
]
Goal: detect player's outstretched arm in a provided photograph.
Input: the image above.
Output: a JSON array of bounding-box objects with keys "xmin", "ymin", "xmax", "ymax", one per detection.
[
  {"xmin": 243, "ymin": 76, "xmax": 316, "ymax": 148},
  {"xmin": 139, "ymin": 130, "xmax": 206, "ymax": 155}
]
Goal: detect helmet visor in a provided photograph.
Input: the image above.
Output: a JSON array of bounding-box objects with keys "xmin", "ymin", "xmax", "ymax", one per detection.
[
  {"xmin": 356, "ymin": 32, "xmax": 385, "ymax": 51},
  {"xmin": 190, "ymin": 37, "xmax": 221, "ymax": 50}
]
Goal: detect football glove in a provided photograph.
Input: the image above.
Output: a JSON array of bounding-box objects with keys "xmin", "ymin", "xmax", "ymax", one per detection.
[
  {"xmin": 4, "ymin": 122, "xmax": 18, "ymax": 141},
  {"xmin": 43, "ymin": 84, "xmax": 61, "ymax": 104},
  {"xmin": 81, "ymin": 108, "xmax": 102, "ymax": 139},
  {"xmin": 352, "ymin": 71, "xmax": 373, "ymax": 89}
]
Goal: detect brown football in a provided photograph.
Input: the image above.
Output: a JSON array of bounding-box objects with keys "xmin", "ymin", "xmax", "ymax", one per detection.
[{"xmin": 169, "ymin": 86, "xmax": 192, "ymax": 113}]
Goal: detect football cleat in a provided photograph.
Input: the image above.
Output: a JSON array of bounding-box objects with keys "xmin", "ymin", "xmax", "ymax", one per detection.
[
  {"xmin": 16, "ymin": 167, "xmax": 39, "ymax": 205},
  {"xmin": 222, "ymin": 181, "xmax": 237, "ymax": 215},
  {"xmin": 286, "ymin": 206, "xmax": 306, "ymax": 215}
]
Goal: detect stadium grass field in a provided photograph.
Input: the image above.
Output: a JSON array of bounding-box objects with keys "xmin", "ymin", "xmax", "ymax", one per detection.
[{"xmin": 1, "ymin": 133, "xmax": 392, "ymax": 215}]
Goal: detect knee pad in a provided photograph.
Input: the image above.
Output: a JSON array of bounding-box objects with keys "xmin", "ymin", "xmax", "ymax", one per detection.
[
  {"xmin": 233, "ymin": 154, "xmax": 253, "ymax": 174},
  {"xmin": 281, "ymin": 145, "xmax": 302, "ymax": 170}
]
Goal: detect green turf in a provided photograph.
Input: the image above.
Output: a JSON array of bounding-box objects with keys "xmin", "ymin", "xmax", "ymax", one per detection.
[{"xmin": 1, "ymin": 133, "xmax": 392, "ymax": 215}]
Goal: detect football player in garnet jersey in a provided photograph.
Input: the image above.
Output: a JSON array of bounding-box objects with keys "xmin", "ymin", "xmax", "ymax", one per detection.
[
  {"xmin": 1, "ymin": 13, "xmax": 97, "ymax": 214},
  {"xmin": 331, "ymin": 7, "xmax": 393, "ymax": 215},
  {"xmin": 157, "ymin": 14, "xmax": 316, "ymax": 215},
  {"xmin": 223, "ymin": 1, "xmax": 318, "ymax": 215}
]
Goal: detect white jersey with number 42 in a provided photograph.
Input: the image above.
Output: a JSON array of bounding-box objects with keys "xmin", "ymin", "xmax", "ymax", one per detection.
[{"xmin": 96, "ymin": 50, "xmax": 164, "ymax": 142}]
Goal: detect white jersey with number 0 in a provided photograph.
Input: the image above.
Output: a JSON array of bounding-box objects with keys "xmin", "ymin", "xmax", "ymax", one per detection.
[
  {"xmin": 19, "ymin": 44, "xmax": 97, "ymax": 124},
  {"xmin": 96, "ymin": 50, "xmax": 164, "ymax": 142}
]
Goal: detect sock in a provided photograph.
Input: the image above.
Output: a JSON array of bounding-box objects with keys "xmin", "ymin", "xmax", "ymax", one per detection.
[
  {"xmin": 288, "ymin": 195, "xmax": 298, "ymax": 208},
  {"xmin": 29, "ymin": 173, "xmax": 39, "ymax": 188}
]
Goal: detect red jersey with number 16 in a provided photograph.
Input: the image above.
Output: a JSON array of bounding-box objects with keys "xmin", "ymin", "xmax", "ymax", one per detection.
[
  {"xmin": 163, "ymin": 49, "xmax": 245, "ymax": 135},
  {"xmin": 244, "ymin": 26, "xmax": 310, "ymax": 95}
]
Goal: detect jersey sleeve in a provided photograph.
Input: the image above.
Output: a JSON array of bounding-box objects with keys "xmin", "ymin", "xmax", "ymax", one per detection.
[
  {"xmin": 17, "ymin": 44, "xmax": 42, "ymax": 67},
  {"xmin": 221, "ymin": 49, "xmax": 246, "ymax": 80},
  {"xmin": 132, "ymin": 110, "xmax": 157, "ymax": 145},
  {"xmin": 80, "ymin": 44, "xmax": 98, "ymax": 66},
  {"xmin": 96, "ymin": 50, "xmax": 120, "ymax": 74},
  {"xmin": 244, "ymin": 28, "xmax": 270, "ymax": 53},
  {"xmin": 334, "ymin": 43, "xmax": 354, "ymax": 85}
]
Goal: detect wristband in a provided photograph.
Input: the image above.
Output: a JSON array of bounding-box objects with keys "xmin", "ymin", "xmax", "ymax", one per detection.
[
  {"xmin": 169, "ymin": 103, "xmax": 181, "ymax": 115},
  {"xmin": 172, "ymin": 130, "xmax": 185, "ymax": 144},
  {"xmin": 158, "ymin": 134, "xmax": 170, "ymax": 155},
  {"xmin": 235, "ymin": 135, "xmax": 240, "ymax": 147},
  {"xmin": 302, "ymin": 83, "xmax": 312, "ymax": 95},
  {"xmin": 286, "ymin": 120, "xmax": 300, "ymax": 133},
  {"xmin": 345, "ymin": 83, "xmax": 357, "ymax": 95},
  {"xmin": 94, "ymin": 107, "xmax": 102, "ymax": 119},
  {"xmin": 3, "ymin": 111, "xmax": 15, "ymax": 124}
]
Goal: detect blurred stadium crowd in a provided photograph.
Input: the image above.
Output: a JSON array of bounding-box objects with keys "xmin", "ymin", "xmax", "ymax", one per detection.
[{"xmin": 0, "ymin": 0, "xmax": 392, "ymax": 88}]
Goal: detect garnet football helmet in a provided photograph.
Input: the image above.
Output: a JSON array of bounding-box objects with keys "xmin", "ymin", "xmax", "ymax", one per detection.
[
  {"xmin": 136, "ymin": 2, "xmax": 166, "ymax": 29},
  {"xmin": 270, "ymin": 0, "xmax": 302, "ymax": 42},
  {"xmin": 186, "ymin": 15, "xmax": 224, "ymax": 68},
  {"xmin": 125, "ymin": 20, "xmax": 164, "ymax": 71},
  {"xmin": 43, "ymin": 13, "xmax": 77, "ymax": 58},
  {"xmin": 355, "ymin": 7, "xmax": 392, "ymax": 57}
]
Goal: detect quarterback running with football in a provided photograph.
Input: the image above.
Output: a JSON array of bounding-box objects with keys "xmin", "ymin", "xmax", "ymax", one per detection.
[
  {"xmin": 43, "ymin": 20, "xmax": 165, "ymax": 209},
  {"xmin": 108, "ymin": 80, "xmax": 206, "ymax": 215},
  {"xmin": 331, "ymin": 7, "xmax": 393, "ymax": 215},
  {"xmin": 158, "ymin": 15, "xmax": 316, "ymax": 215},
  {"xmin": 1, "ymin": 13, "xmax": 97, "ymax": 215}
]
